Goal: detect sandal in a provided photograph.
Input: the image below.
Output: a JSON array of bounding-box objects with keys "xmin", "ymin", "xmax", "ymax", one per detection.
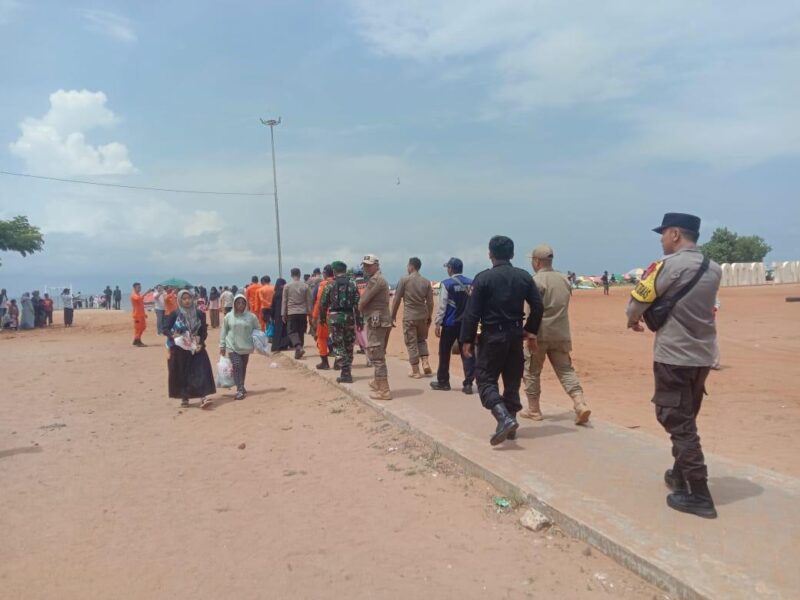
[{"xmin": 200, "ymin": 397, "xmax": 213, "ymax": 409}]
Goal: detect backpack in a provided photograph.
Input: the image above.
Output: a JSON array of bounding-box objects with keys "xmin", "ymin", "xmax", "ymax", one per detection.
[{"xmin": 329, "ymin": 276, "xmax": 355, "ymax": 312}]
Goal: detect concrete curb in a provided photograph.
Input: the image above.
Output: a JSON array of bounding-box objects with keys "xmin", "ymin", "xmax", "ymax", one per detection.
[{"xmin": 282, "ymin": 353, "xmax": 709, "ymax": 600}]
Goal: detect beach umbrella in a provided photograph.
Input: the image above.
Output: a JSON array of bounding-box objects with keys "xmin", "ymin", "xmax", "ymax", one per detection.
[{"xmin": 158, "ymin": 277, "xmax": 193, "ymax": 289}]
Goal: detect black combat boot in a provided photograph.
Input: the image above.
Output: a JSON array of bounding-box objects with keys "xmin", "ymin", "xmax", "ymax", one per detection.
[
  {"xmin": 336, "ymin": 368, "xmax": 353, "ymax": 384},
  {"xmin": 316, "ymin": 356, "xmax": 330, "ymax": 370},
  {"xmin": 507, "ymin": 412, "xmax": 519, "ymax": 440},
  {"xmin": 489, "ymin": 403, "xmax": 518, "ymax": 446},
  {"xmin": 664, "ymin": 464, "xmax": 688, "ymax": 492},
  {"xmin": 429, "ymin": 381, "xmax": 451, "ymax": 391},
  {"xmin": 333, "ymin": 357, "xmax": 342, "ymax": 370},
  {"xmin": 462, "ymin": 384, "xmax": 474, "ymax": 395},
  {"xmin": 667, "ymin": 478, "xmax": 717, "ymax": 519}
]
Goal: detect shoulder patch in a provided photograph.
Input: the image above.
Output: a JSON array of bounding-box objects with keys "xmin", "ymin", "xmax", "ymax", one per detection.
[{"xmin": 631, "ymin": 260, "xmax": 664, "ymax": 304}]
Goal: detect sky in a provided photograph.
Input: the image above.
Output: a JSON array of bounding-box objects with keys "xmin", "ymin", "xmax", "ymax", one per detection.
[{"xmin": 1, "ymin": 0, "xmax": 799, "ymax": 297}]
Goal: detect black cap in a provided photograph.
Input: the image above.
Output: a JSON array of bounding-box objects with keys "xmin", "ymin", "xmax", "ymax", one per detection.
[
  {"xmin": 652, "ymin": 213, "xmax": 701, "ymax": 234},
  {"xmin": 444, "ymin": 257, "xmax": 463, "ymax": 272}
]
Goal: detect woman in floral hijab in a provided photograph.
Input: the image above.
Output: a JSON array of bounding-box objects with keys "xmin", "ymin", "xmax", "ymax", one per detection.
[{"xmin": 163, "ymin": 289, "xmax": 216, "ymax": 408}]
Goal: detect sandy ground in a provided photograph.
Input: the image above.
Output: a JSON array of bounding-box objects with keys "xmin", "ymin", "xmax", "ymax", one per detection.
[
  {"xmin": 0, "ymin": 312, "xmax": 660, "ymax": 600},
  {"xmin": 387, "ymin": 283, "xmax": 800, "ymax": 477}
]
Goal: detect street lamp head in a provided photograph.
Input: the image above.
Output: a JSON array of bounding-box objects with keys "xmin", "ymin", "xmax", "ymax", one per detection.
[{"xmin": 260, "ymin": 117, "xmax": 281, "ymax": 127}]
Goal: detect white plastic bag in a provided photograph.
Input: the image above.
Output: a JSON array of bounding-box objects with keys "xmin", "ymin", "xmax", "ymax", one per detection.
[
  {"xmin": 216, "ymin": 356, "xmax": 235, "ymax": 388},
  {"xmin": 252, "ymin": 330, "xmax": 271, "ymax": 356}
]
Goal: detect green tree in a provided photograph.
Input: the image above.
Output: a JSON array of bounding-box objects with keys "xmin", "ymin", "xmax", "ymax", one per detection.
[
  {"xmin": 701, "ymin": 227, "xmax": 771, "ymax": 263},
  {"xmin": 0, "ymin": 215, "xmax": 44, "ymax": 266}
]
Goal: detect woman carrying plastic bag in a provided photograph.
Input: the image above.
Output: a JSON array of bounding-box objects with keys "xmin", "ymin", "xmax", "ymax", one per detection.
[
  {"xmin": 216, "ymin": 355, "xmax": 235, "ymax": 388},
  {"xmin": 219, "ymin": 294, "xmax": 260, "ymax": 400}
]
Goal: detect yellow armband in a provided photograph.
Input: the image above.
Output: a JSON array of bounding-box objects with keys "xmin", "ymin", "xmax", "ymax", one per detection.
[{"xmin": 631, "ymin": 260, "xmax": 663, "ymax": 304}]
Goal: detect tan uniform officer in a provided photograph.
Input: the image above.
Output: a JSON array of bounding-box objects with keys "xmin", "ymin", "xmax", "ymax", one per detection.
[
  {"xmin": 391, "ymin": 257, "xmax": 435, "ymax": 378},
  {"xmin": 359, "ymin": 254, "xmax": 393, "ymax": 400},
  {"xmin": 521, "ymin": 244, "xmax": 591, "ymax": 425}
]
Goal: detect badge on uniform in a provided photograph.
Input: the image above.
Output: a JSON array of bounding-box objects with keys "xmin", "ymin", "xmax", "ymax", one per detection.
[{"xmin": 631, "ymin": 260, "xmax": 663, "ymax": 304}]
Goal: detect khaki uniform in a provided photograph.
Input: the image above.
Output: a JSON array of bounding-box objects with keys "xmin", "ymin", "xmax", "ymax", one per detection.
[
  {"xmin": 522, "ymin": 268, "xmax": 587, "ymax": 417},
  {"xmin": 391, "ymin": 271, "xmax": 434, "ymax": 365},
  {"xmin": 359, "ymin": 270, "xmax": 392, "ymax": 379}
]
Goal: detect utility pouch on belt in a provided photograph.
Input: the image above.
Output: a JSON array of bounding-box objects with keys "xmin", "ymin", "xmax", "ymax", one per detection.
[{"xmin": 643, "ymin": 256, "xmax": 709, "ymax": 332}]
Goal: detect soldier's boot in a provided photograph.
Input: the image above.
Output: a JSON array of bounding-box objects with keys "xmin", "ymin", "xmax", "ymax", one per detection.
[
  {"xmin": 489, "ymin": 403, "xmax": 518, "ymax": 446},
  {"xmin": 420, "ymin": 356, "xmax": 433, "ymax": 376},
  {"xmin": 664, "ymin": 464, "xmax": 689, "ymax": 493},
  {"xmin": 667, "ymin": 479, "xmax": 717, "ymax": 519},
  {"xmin": 368, "ymin": 379, "xmax": 378, "ymax": 391},
  {"xmin": 369, "ymin": 378, "xmax": 392, "ymax": 401},
  {"xmin": 333, "ymin": 357, "xmax": 342, "ymax": 371},
  {"xmin": 507, "ymin": 412, "xmax": 519, "ymax": 440},
  {"xmin": 336, "ymin": 367, "xmax": 353, "ymax": 384},
  {"xmin": 572, "ymin": 393, "xmax": 591, "ymax": 425},
  {"xmin": 316, "ymin": 355, "xmax": 330, "ymax": 370},
  {"xmin": 519, "ymin": 397, "xmax": 544, "ymax": 421},
  {"xmin": 408, "ymin": 363, "xmax": 423, "ymax": 379}
]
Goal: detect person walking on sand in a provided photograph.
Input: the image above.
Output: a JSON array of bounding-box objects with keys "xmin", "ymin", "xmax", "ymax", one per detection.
[
  {"xmin": 626, "ymin": 213, "xmax": 721, "ymax": 519},
  {"xmin": 359, "ymin": 255, "xmax": 393, "ymax": 400},
  {"xmin": 220, "ymin": 286, "xmax": 234, "ymax": 315},
  {"xmin": 521, "ymin": 245, "xmax": 591, "ymax": 424},
  {"xmin": 164, "ymin": 289, "xmax": 215, "ymax": 408},
  {"xmin": 460, "ymin": 236, "xmax": 544, "ymax": 446},
  {"xmin": 131, "ymin": 282, "xmax": 150, "ymax": 347},
  {"xmin": 430, "ymin": 257, "xmax": 476, "ymax": 394},
  {"xmin": 113, "ymin": 286, "xmax": 122, "ymax": 310},
  {"xmin": 208, "ymin": 286, "xmax": 221, "ymax": 328},
  {"xmin": 391, "ymin": 257, "xmax": 434, "ymax": 379},
  {"xmin": 220, "ymin": 293, "xmax": 260, "ymax": 400},
  {"xmin": 153, "ymin": 285, "xmax": 166, "ymax": 335},
  {"xmin": 312, "ymin": 265, "xmax": 335, "ymax": 370},
  {"xmin": 282, "ymin": 268, "xmax": 313, "ymax": 359},
  {"xmin": 601, "ymin": 271, "xmax": 610, "ymax": 296},
  {"xmin": 42, "ymin": 293, "xmax": 54, "ymax": 326},
  {"xmin": 61, "ymin": 288, "xmax": 74, "ymax": 327},
  {"xmin": 246, "ymin": 276, "xmax": 263, "ymax": 330},
  {"xmin": 319, "ymin": 261, "xmax": 362, "ymax": 383},
  {"xmin": 257, "ymin": 276, "xmax": 274, "ymax": 333},
  {"xmin": 270, "ymin": 278, "xmax": 291, "ymax": 352}
]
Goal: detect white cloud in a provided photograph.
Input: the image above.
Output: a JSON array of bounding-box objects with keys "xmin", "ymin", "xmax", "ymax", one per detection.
[
  {"xmin": 9, "ymin": 89, "xmax": 135, "ymax": 176},
  {"xmin": 349, "ymin": 1, "xmax": 800, "ymax": 166},
  {"xmin": 80, "ymin": 9, "xmax": 136, "ymax": 44},
  {"xmin": 184, "ymin": 210, "xmax": 224, "ymax": 237}
]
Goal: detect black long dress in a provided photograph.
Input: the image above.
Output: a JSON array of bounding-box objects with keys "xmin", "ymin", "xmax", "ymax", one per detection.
[
  {"xmin": 270, "ymin": 288, "xmax": 291, "ymax": 352},
  {"xmin": 164, "ymin": 310, "xmax": 216, "ymax": 399}
]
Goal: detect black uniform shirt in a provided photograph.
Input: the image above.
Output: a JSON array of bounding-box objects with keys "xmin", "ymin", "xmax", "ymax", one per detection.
[{"xmin": 459, "ymin": 260, "xmax": 544, "ymax": 344}]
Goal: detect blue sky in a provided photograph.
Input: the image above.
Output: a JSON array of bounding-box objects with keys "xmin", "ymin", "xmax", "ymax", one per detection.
[{"xmin": 1, "ymin": 0, "xmax": 799, "ymax": 296}]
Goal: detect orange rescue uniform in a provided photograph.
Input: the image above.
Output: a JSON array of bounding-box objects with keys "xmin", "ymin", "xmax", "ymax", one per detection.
[
  {"xmin": 246, "ymin": 283, "xmax": 262, "ymax": 328},
  {"xmin": 312, "ymin": 277, "xmax": 334, "ymax": 357},
  {"xmin": 258, "ymin": 284, "xmax": 275, "ymax": 331},
  {"xmin": 131, "ymin": 291, "xmax": 146, "ymax": 340}
]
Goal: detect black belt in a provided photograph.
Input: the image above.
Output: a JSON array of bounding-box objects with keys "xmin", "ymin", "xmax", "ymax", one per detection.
[{"xmin": 482, "ymin": 320, "xmax": 523, "ymax": 332}]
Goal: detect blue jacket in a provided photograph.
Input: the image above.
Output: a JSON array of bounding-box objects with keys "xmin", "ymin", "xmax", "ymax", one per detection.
[{"xmin": 435, "ymin": 274, "xmax": 473, "ymax": 328}]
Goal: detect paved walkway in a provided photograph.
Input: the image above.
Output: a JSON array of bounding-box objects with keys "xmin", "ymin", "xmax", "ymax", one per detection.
[{"xmin": 287, "ymin": 347, "xmax": 798, "ymax": 600}]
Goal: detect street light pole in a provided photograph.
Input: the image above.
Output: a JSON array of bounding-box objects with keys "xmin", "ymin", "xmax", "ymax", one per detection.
[{"xmin": 260, "ymin": 116, "xmax": 283, "ymax": 279}]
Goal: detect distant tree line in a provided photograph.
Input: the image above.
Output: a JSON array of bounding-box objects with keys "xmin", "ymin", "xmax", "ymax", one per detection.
[{"xmin": 701, "ymin": 227, "xmax": 771, "ymax": 264}]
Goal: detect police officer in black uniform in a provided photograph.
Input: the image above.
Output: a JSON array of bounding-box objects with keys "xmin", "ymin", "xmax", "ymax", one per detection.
[{"xmin": 460, "ymin": 236, "xmax": 544, "ymax": 445}]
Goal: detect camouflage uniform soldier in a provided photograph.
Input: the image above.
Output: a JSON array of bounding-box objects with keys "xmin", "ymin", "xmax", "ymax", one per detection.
[{"xmin": 320, "ymin": 261, "xmax": 362, "ymax": 384}]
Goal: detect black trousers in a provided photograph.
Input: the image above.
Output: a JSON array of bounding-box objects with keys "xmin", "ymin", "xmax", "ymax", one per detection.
[
  {"xmin": 287, "ymin": 314, "xmax": 307, "ymax": 349},
  {"xmin": 437, "ymin": 325, "xmax": 476, "ymax": 386},
  {"xmin": 475, "ymin": 335, "xmax": 524, "ymax": 413},
  {"xmin": 652, "ymin": 362, "xmax": 710, "ymax": 481}
]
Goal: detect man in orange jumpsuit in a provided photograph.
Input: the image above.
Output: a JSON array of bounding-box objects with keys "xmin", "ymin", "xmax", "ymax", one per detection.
[
  {"xmin": 164, "ymin": 287, "xmax": 178, "ymax": 317},
  {"xmin": 131, "ymin": 282, "xmax": 149, "ymax": 346},
  {"xmin": 258, "ymin": 276, "xmax": 275, "ymax": 332},
  {"xmin": 312, "ymin": 265, "xmax": 335, "ymax": 369},
  {"xmin": 246, "ymin": 276, "xmax": 262, "ymax": 329}
]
